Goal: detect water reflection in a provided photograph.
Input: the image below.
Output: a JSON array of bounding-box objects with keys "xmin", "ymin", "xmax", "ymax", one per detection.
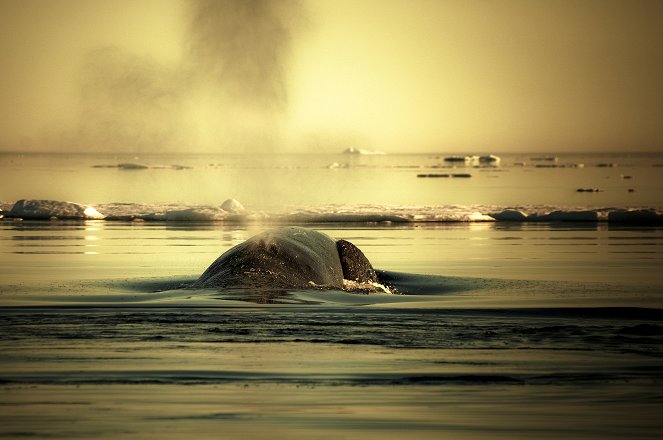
[
  {"xmin": 2, "ymin": 220, "xmax": 103, "ymax": 255},
  {"xmin": 495, "ymin": 222, "xmax": 603, "ymax": 232},
  {"xmin": 11, "ymin": 235, "xmax": 86, "ymax": 241}
]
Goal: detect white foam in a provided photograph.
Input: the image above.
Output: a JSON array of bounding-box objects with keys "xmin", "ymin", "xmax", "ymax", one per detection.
[{"xmin": 342, "ymin": 279, "xmax": 396, "ymax": 294}]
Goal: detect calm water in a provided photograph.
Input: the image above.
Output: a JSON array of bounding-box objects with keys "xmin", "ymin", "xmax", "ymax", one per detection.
[
  {"xmin": 1, "ymin": 152, "xmax": 662, "ymax": 439},
  {"xmin": 1, "ymin": 151, "xmax": 662, "ymax": 207}
]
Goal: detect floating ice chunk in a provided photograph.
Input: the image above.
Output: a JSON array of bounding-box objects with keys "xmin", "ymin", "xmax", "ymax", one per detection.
[
  {"xmin": 96, "ymin": 162, "xmax": 191, "ymax": 170},
  {"xmin": 541, "ymin": 210, "xmax": 599, "ymax": 222},
  {"xmin": 479, "ymin": 154, "xmax": 501, "ymax": 164},
  {"xmin": 343, "ymin": 147, "xmax": 385, "ymax": 155},
  {"xmin": 525, "ymin": 210, "xmax": 599, "ymax": 222},
  {"xmin": 417, "ymin": 173, "xmax": 450, "ymax": 178},
  {"xmin": 91, "ymin": 164, "xmax": 117, "ymax": 168},
  {"xmin": 221, "ymin": 198, "xmax": 245, "ymax": 213},
  {"xmin": 9, "ymin": 199, "xmax": 104, "ymax": 220},
  {"xmin": 162, "ymin": 207, "xmax": 226, "ymax": 222},
  {"xmin": 117, "ymin": 163, "xmax": 149, "ymax": 170},
  {"xmin": 444, "ymin": 155, "xmax": 478, "ymax": 164},
  {"xmin": 418, "ymin": 172, "xmax": 472, "ymax": 178},
  {"xmin": 608, "ymin": 209, "xmax": 662, "ymax": 223},
  {"xmin": 531, "ymin": 156, "xmax": 558, "ymax": 162},
  {"xmin": 489, "ymin": 210, "xmax": 528, "ymax": 221}
]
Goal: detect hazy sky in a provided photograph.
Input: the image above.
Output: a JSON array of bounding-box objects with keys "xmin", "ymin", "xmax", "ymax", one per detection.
[{"xmin": 1, "ymin": 0, "xmax": 662, "ymax": 154}]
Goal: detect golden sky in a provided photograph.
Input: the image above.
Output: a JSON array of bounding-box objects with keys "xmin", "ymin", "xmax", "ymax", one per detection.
[{"xmin": 1, "ymin": 0, "xmax": 662, "ymax": 153}]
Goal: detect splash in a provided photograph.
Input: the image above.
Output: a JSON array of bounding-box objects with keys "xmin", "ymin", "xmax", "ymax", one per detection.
[
  {"xmin": 76, "ymin": 47, "xmax": 186, "ymax": 153},
  {"xmin": 188, "ymin": 0, "xmax": 299, "ymax": 111},
  {"xmin": 185, "ymin": 0, "xmax": 302, "ymax": 151},
  {"xmin": 72, "ymin": 0, "xmax": 302, "ymax": 153}
]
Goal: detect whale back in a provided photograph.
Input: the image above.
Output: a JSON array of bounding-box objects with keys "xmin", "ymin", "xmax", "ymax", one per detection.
[
  {"xmin": 336, "ymin": 239, "xmax": 378, "ymax": 283},
  {"xmin": 194, "ymin": 227, "xmax": 345, "ymax": 289}
]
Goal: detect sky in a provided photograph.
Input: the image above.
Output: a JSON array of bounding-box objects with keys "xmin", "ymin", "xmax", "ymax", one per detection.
[{"xmin": 1, "ymin": 0, "xmax": 662, "ymax": 154}]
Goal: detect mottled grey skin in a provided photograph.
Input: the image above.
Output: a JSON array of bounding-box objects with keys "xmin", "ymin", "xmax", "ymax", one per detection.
[
  {"xmin": 336, "ymin": 239, "xmax": 378, "ymax": 283},
  {"xmin": 194, "ymin": 227, "xmax": 377, "ymax": 290}
]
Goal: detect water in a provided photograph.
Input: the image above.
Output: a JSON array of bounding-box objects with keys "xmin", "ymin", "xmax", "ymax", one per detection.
[
  {"xmin": 1, "ymin": 152, "xmax": 662, "ymax": 439},
  {"xmin": 1, "ymin": 151, "xmax": 662, "ymax": 208}
]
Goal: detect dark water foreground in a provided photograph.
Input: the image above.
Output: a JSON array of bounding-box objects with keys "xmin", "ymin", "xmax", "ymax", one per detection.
[
  {"xmin": 2, "ymin": 305, "xmax": 662, "ymax": 439},
  {"xmin": 1, "ymin": 220, "xmax": 663, "ymax": 439}
]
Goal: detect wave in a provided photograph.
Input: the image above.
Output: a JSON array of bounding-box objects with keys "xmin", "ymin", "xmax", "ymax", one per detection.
[
  {"xmin": 3, "ymin": 303, "xmax": 662, "ymax": 386},
  {"xmin": 5, "ymin": 369, "xmax": 648, "ymax": 386},
  {"xmin": 2, "ymin": 199, "xmax": 662, "ymax": 224}
]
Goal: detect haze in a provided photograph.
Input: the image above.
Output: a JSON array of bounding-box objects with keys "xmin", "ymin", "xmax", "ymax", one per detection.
[{"xmin": 1, "ymin": 0, "xmax": 662, "ymax": 154}]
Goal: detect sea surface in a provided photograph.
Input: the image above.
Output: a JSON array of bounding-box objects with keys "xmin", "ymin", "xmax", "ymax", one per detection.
[{"xmin": 1, "ymin": 151, "xmax": 662, "ymax": 439}]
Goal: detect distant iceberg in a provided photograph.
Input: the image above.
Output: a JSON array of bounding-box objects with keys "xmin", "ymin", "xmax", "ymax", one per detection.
[
  {"xmin": 7, "ymin": 199, "xmax": 104, "ymax": 220},
  {"xmin": 117, "ymin": 163, "xmax": 149, "ymax": 170},
  {"xmin": 343, "ymin": 147, "xmax": 385, "ymax": 155},
  {"xmin": 531, "ymin": 156, "xmax": 558, "ymax": 162},
  {"xmin": 443, "ymin": 155, "xmax": 475, "ymax": 163},
  {"xmin": 479, "ymin": 154, "xmax": 501, "ymax": 164},
  {"xmin": 442, "ymin": 155, "xmax": 500, "ymax": 166},
  {"xmin": 92, "ymin": 163, "xmax": 192, "ymax": 170}
]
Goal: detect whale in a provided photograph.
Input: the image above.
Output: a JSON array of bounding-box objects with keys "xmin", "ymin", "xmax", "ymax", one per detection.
[{"xmin": 193, "ymin": 227, "xmax": 378, "ymax": 290}]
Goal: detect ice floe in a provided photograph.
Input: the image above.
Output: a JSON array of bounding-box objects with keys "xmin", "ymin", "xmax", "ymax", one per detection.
[
  {"xmin": 2, "ymin": 200, "xmax": 662, "ymax": 224},
  {"xmin": 7, "ymin": 199, "xmax": 104, "ymax": 220}
]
